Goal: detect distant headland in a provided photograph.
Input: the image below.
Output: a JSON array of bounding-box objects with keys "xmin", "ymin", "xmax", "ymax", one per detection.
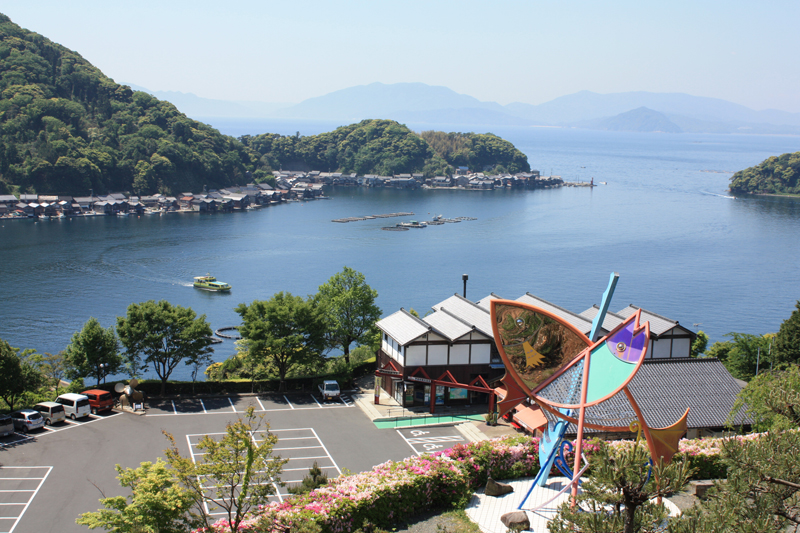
[{"xmin": 0, "ymin": 14, "xmax": 531, "ymax": 201}]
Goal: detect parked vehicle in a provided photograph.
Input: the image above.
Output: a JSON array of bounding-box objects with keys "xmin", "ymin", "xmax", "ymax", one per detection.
[
  {"xmin": 81, "ymin": 389, "xmax": 114, "ymax": 414},
  {"xmin": 318, "ymin": 380, "xmax": 341, "ymax": 402},
  {"xmin": 0, "ymin": 415, "xmax": 13, "ymax": 437},
  {"xmin": 11, "ymin": 409, "xmax": 45, "ymax": 433},
  {"xmin": 33, "ymin": 402, "xmax": 66, "ymax": 425},
  {"xmin": 55, "ymin": 393, "xmax": 91, "ymax": 420}
]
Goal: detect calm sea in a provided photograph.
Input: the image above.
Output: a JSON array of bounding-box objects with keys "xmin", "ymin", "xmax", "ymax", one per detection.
[{"xmin": 2, "ymin": 124, "xmax": 799, "ymax": 382}]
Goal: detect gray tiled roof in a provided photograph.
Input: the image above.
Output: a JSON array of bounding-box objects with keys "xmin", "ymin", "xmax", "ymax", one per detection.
[
  {"xmin": 615, "ymin": 305, "xmax": 690, "ymax": 337},
  {"xmin": 376, "ymin": 309, "xmax": 430, "ymax": 345},
  {"xmin": 430, "ymin": 294, "xmax": 493, "ymax": 337},
  {"xmin": 516, "ymin": 293, "xmax": 594, "ymax": 335},
  {"xmin": 568, "ymin": 358, "xmax": 748, "ymax": 434},
  {"xmin": 476, "ymin": 293, "xmax": 503, "ymax": 312},
  {"xmin": 423, "ymin": 309, "xmax": 473, "ymax": 341},
  {"xmin": 579, "ymin": 305, "xmax": 624, "ymax": 333}
]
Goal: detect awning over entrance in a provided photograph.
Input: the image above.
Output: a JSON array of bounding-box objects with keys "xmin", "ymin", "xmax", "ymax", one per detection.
[{"xmin": 512, "ymin": 405, "xmax": 547, "ymax": 433}]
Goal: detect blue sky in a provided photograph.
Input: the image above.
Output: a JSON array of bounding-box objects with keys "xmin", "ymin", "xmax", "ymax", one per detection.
[{"xmin": 3, "ymin": 1, "xmax": 799, "ymax": 112}]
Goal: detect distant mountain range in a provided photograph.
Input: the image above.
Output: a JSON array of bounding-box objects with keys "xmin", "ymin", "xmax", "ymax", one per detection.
[{"xmin": 129, "ymin": 82, "xmax": 800, "ymax": 135}]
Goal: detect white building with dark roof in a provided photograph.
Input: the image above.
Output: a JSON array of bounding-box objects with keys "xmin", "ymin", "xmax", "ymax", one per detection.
[{"xmin": 376, "ymin": 291, "xmax": 700, "ymax": 409}]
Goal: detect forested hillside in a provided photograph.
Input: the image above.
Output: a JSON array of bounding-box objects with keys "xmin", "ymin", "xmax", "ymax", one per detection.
[
  {"xmin": 0, "ymin": 13, "xmax": 530, "ymax": 196},
  {"xmin": 729, "ymin": 152, "xmax": 800, "ymax": 195},
  {"xmin": 239, "ymin": 120, "xmax": 452, "ymax": 176},
  {"xmin": 419, "ymin": 131, "xmax": 530, "ymax": 174},
  {"xmin": 0, "ymin": 14, "xmax": 257, "ymax": 196}
]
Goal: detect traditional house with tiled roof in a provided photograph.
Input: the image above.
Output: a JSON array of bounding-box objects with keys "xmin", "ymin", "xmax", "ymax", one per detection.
[
  {"xmin": 376, "ymin": 290, "xmax": 728, "ymax": 436},
  {"xmin": 565, "ymin": 357, "xmax": 749, "ymax": 439}
]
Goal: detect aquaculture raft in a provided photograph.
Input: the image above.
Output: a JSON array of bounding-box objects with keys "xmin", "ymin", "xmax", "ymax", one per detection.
[{"xmin": 332, "ymin": 212, "xmax": 414, "ymax": 223}]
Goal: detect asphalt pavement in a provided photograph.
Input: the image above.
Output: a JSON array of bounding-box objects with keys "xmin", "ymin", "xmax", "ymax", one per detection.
[{"xmin": 0, "ymin": 387, "xmax": 515, "ymax": 533}]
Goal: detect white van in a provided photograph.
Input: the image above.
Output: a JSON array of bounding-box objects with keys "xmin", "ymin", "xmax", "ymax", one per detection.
[
  {"xmin": 33, "ymin": 401, "xmax": 66, "ymax": 425},
  {"xmin": 55, "ymin": 393, "xmax": 91, "ymax": 420}
]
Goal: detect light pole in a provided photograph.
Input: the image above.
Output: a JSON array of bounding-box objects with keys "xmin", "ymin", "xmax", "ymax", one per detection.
[{"xmin": 99, "ymin": 363, "xmax": 109, "ymax": 385}]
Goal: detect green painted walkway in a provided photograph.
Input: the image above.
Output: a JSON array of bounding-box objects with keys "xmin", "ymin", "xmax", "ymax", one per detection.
[{"xmin": 374, "ymin": 413, "xmax": 485, "ymax": 429}]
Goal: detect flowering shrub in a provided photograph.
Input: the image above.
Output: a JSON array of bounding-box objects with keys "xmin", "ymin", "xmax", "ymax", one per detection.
[{"xmin": 196, "ymin": 432, "xmax": 768, "ymax": 533}]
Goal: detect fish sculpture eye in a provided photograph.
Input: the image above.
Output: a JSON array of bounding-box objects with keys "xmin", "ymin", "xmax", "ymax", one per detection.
[{"xmin": 616, "ymin": 342, "xmax": 627, "ymax": 353}]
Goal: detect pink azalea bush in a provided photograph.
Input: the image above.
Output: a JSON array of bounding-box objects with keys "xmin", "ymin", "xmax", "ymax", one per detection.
[{"xmin": 196, "ymin": 432, "xmax": 767, "ymax": 533}]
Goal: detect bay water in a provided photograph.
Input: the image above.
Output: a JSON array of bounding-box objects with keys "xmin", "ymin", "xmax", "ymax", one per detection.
[{"xmin": 1, "ymin": 125, "xmax": 799, "ymax": 382}]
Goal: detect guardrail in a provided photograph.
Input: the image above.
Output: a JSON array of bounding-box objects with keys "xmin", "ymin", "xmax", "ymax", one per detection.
[{"xmin": 379, "ymin": 405, "xmax": 487, "ymax": 427}]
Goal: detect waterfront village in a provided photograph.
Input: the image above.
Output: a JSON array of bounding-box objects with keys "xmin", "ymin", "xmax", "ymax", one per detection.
[{"xmin": 0, "ymin": 169, "xmax": 566, "ymax": 219}]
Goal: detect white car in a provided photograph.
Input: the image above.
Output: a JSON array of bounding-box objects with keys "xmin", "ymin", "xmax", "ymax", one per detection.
[{"xmin": 11, "ymin": 409, "xmax": 45, "ymax": 433}]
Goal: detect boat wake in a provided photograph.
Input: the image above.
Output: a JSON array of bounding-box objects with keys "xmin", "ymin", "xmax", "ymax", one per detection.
[{"xmin": 702, "ymin": 191, "xmax": 735, "ymax": 199}]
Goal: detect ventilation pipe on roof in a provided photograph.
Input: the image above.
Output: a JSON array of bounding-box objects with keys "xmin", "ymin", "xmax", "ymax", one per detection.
[{"xmin": 462, "ymin": 274, "xmax": 468, "ymax": 299}]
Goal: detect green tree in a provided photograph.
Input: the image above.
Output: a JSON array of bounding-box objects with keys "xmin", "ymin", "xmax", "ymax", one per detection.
[
  {"xmin": 116, "ymin": 300, "xmax": 212, "ymax": 396},
  {"xmin": 185, "ymin": 344, "xmax": 214, "ymax": 396},
  {"xmin": 288, "ymin": 461, "xmax": 328, "ymax": 495},
  {"xmin": 720, "ymin": 332, "xmax": 773, "ymax": 381},
  {"xmin": 236, "ymin": 292, "xmax": 327, "ymax": 391},
  {"xmin": 0, "ymin": 339, "xmax": 44, "ymax": 411},
  {"xmin": 729, "ymin": 365, "xmax": 800, "ymax": 432},
  {"xmin": 690, "ymin": 331, "xmax": 708, "ymax": 357},
  {"xmin": 671, "ymin": 430, "xmax": 800, "ymax": 533},
  {"xmin": 550, "ymin": 441, "xmax": 692, "ymax": 533},
  {"xmin": 76, "ymin": 459, "xmax": 200, "ymax": 533},
  {"xmin": 315, "ymin": 267, "xmax": 382, "ymax": 365},
  {"xmin": 772, "ymin": 301, "xmax": 800, "ymax": 368},
  {"xmin": 705, "ymin": 340, "xmax": 733, "ymax": 362},
  {"xmin": 63, "ymin": 317, "xmax": 121, "ymax": 386},
  {"xmin": 163, "ymin": 407, "xmax": 287, "ymax": 533},
  {"xmin": 29, "ymin": 351, "xmax": 67, "ymax": 399}
]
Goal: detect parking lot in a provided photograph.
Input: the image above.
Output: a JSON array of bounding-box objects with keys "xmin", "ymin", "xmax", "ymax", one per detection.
[
  {"xmin": 145, "ymin": 392, "xmax": 354, "ymax": 416},
  {"xmin": 188, "ymin": 427, "xmax": 342, "ymax": 514},
  {"xmin": 0, "ymin": 391, "xmax": 455, "ymax": 533},
  {"xmin": 0, "ymin": 411, "xmax": 121, "ymax": 448},
  {"xmin": 0, "ymin": 466, "xmax": 51, "ymax": 533},
  {"xmin": 396, "ymin": 426, "xmax": 466, "ymax": 456}
]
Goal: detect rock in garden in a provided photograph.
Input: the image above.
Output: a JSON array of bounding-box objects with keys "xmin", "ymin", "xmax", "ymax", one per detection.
[
  {"xmin": 486, "ymin": 477, "xmax": 514, "ymax": 496},
  {"xmin": 500, "ymin": 510, "xmax": 530, "ymax": 530}
]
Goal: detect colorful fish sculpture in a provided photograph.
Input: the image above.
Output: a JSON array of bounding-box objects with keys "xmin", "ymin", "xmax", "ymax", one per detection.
[{"xmin": 490, "ymin": 299, "xmax": 689, "ymax": 497}]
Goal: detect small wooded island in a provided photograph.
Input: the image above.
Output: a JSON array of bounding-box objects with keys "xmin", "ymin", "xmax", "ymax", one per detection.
[
  {"xmin": 0, "ymin": 13, "xmax": 529, "ymax": 199},
  {"xmin": 730, "ymin": 151, "xmax": 800, "ymax": 196}
]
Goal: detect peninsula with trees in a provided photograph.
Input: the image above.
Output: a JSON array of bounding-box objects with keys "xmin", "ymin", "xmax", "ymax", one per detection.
[
  {"xmin": 729, "ymin": 151, "xmax": 800, "ymax": 196},
  {"xmin": 0, "ymin": 13, "xmax": 530, "ymax": 200}
]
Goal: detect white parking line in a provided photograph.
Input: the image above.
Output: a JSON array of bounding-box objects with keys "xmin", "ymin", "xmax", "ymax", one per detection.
[
  {"xmin": 283, "ymin": 396, "xmax": 295, "ymax": 409},
  {"xmin": 256, "ymin": 397, "xmax": 265, "ymax": 411},
  {"xmin": 200, "ymin": 399, "xmax": 208, "ymax": 414},
  {"xmin": 171, "ymin": 400, "xmax": 178, "ymax": 414},
  {"xmin": 228, "ymin": 398, "xmax": 237, "ymax": 412},
  {"xmin": 0, "ymin": 466, "xmax": 52, "ymax": 533},
  {"xmin": 312, "ymin": 395, "xmax": 322, "ymax": 407}
]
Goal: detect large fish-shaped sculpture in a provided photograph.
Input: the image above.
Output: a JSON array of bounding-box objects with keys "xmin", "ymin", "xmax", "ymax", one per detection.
[{"xmin": 490, "ymin": 299, "xmax": 689, "ymax": 503}]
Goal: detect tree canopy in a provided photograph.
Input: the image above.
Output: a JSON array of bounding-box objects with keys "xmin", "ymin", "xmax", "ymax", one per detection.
[
  {"xmin": 239, "ymin": 119, "xmax": 453, "ymax": 177},
  {"xmin": 235, "ymin": 292, "xmax": 327, "ymax": 391},
  {"xmin": 419, "ymin": 130, "xmax": 531, "ymax": 174},
  {"xmin": 315, "ymin": 266, "xmax": 382, "ymax": 365},
  {"xmin": 63, "ymin": 317, "xmax": 121, "ymax": 386},
  {"xmin": 772, "ymin": 301, "xmax": 800, "ymax": 368},
  {"xmin": 729, "ymin": 151, "xmax": 800, "ymax": 195},
  {"xmin": 0, "ymin": 13, "xmax": 256, "ymax": 196},
  {"xmin": 0, "ymin": 338, "xmax": 44, "ymax": 411},
  {"xmin": 116, "ymin": 300, "xmax": 212, "ymax": 396},
  {"xmin": 0, "ymin": 14, "xmax": 530, "ymax": 195}
]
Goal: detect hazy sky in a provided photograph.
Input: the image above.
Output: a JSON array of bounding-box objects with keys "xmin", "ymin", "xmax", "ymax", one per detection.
[{"xmin": 4, "ymin": 1, "xmax": 799, "ymax": 112}]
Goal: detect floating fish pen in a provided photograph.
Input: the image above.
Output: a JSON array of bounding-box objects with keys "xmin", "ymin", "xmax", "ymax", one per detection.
[
  {"xmin": 332, "ymin": 212, "xmax": 414, "ymax": 223},
  {"xmin": 215, "ymin": 326, "xmax": 241, "ymax": 339},
  {"xmin": 382, "ymin": 226, "xmax": 409, "ymax": 231}
]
